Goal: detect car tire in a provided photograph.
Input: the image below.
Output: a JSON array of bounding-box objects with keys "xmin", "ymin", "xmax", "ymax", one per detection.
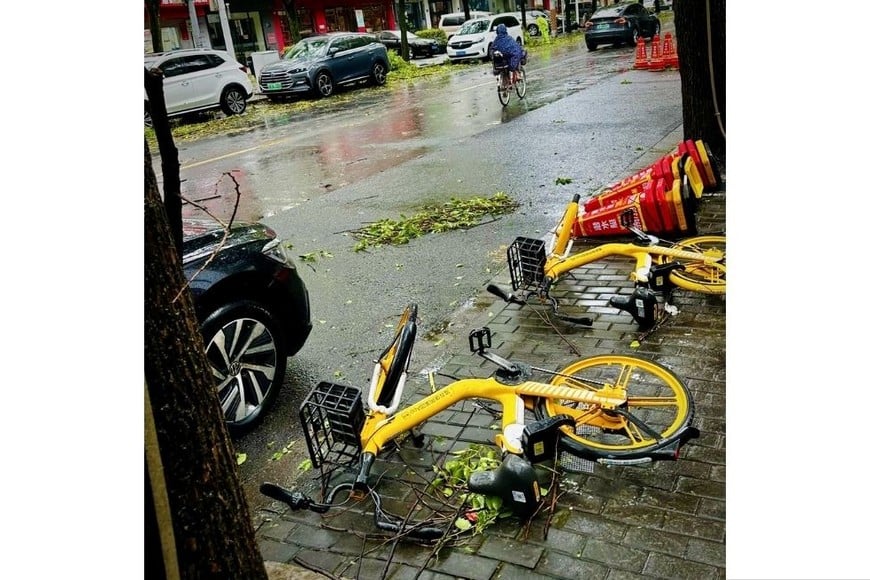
[
  {"xmin": 629, "ymin": 27, "xmax": 639, "ymax": 46},
  {"xmin": 586, "ymin": 41, "xmax": 597, "ymax": 51},
  {"xmin": 408, "ymin": 47, "xmax": 416, "ymax": 59},
  {"xmin": 220, "ymin": 85, "xmax": 248, "ymax": 116},
  {"xmin": 315, "ymin": 71, "xmax": 334, "ymax": 97},
  {"xmin": 653, "ymin": 22, "xmax": 661, "ymax": 37},
  {"xmin": 528, "ymin": 24, "xmax": 540, "ymax": 36},
  {"xmin": 144, "ymin": 103, "xmax": 153, "ymax": 128},
  {"xmin": 371, "ymin": 61, "xmax": 388, "ymax": 86},
  {"xmin": 200, "ymin": 300, "xmax": 287, "ymax": 434}
]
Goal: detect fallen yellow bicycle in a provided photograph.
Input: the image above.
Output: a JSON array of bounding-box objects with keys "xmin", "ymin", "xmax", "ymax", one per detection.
[{"xmin": 261, "ymin": 304, "xmax": 699, "ymax": 539}]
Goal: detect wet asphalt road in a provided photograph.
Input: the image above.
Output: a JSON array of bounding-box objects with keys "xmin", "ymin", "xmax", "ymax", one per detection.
[{"xmin": 153, "ymin": 33, "xmax": 684, "ymax": 509}]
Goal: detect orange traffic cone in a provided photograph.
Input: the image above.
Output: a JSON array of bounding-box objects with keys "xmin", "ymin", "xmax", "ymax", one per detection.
[
  {"xmin": 583, "ymin": 154, "xmax": 674, "ymax": 213},
  {"xmin": 634, "ymin": 36, "xmax": 649, "ymax": 69},
  {"xmin": 648, "ymin": 34, "xmax": 664, "ymax": 71},
  {"xmin": 662, "ymin": 32, "xmax": 678, "ymax": 69}
]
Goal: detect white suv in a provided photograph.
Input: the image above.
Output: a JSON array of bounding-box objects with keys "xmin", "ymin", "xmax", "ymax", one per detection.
[
  {"xmin": 446, "ymin": 14, "xmax": 524, "ymax": 63},
  {"xmin": 438, "ymin": 11, "xmax": 492, "ymax": 41},
  {"xmin": 144, "ymin": 48, "xmax": 253, "ymax": 126}
]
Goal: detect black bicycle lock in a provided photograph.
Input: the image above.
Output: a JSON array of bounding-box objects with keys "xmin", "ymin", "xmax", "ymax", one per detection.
[{"xmin": 522, "ymin": 414, "xmax": 575, "ymax": 463}]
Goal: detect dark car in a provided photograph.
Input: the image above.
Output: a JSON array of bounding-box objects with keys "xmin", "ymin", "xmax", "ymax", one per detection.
[
  {"xmin": 583, "ymin": 2, "xmax": 660, "ymax": 51},
  {"xmin": 182, "ymin": 218, "xmax": 312, "ymax": 434},
  {"xmin": 376, "ymin": 30, "xmax": 445, "ymax": 59},
  {"xmin": 258, "ymin": 32, "xmax": 390, "ymax": 100}
]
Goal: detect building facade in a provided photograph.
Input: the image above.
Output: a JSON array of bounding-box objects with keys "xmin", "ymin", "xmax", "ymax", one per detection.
[{"xmin": 145, "ymin": 0, "xmax": 558, "ymax": 63}]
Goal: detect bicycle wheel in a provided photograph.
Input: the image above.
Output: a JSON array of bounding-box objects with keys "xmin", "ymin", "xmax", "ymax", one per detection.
[
  {"xmin": 536, "ymin": 355, "xmax": 694, "ymax": 461},
  {"xmin": 660, "ymin": 235, "xmax": 726, "ymax": 295},
  {"xmin": 498, "ymin": 73, "xmax": 511, "ymax": 106},
  {"xmin": 515, "ymin": 68, "xmax": 526, "ymax": 99}
]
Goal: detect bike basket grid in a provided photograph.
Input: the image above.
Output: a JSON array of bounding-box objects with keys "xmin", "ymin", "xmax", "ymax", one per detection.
[
  {"xmin": 299, "ymin": 382, "xmax": 365, "ymax": 468},
  {"xmin": 507, "ymin": 236, "xmax": 547, "ymax": 291}
]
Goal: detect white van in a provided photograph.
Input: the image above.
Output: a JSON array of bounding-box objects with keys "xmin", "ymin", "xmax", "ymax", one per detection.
[{"xmin": 438, "ymin": 11, "xmax": 492, "ymax": 40}]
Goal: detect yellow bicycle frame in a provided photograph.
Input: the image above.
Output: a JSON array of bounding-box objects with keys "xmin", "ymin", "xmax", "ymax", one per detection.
[
  {"xmin": 360, "ymin": 377, "xmax": 626, "ymax": 457},
  {"xmin": 547, "ymin": 196, "xmax": 725, "ymax": 292}
]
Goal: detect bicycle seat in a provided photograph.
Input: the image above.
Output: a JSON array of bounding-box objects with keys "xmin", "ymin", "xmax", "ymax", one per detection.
[{"xmin": 468, "ymin": 453, "xmax": 541, "ymax": 518}]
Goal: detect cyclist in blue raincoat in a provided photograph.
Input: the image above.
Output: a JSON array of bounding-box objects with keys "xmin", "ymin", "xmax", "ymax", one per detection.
[{"xmin": 491, "ymin": 23, "xmax": 523, "ymax": 84}]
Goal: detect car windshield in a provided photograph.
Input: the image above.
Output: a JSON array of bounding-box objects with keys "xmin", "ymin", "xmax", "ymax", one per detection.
[
  {"xmin": 592, "ymin": 6, "xmax": 625, "ymax": 18},
  {"xmin": 458, "ymin": 19, "xmax": 490, "ymax": 35},
  {"xmin": 283, "ymin": 38, "xmax": 329, "ymax": 60}
]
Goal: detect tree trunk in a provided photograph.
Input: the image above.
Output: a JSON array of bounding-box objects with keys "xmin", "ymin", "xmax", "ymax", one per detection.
[
  {"xmin": 144, "ymin": 134, "xmax": 268, "ymax": 580},
  {"xmin": 673, "ymin": 0, "xmax": 725, "ymax": 166},
  {"xmin": 280, "ymin": 0, "xmax": 301, "ymax": 45},
  {"xmin": 146, "ymin": 0, "xmax": 164, "ymax": 53},
  {"xmin": 145, "ymin": 68, "xmax": 183, "ymax": 257}
]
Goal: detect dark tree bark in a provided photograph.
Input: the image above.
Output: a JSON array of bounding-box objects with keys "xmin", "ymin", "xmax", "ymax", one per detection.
[
  {"xmin": 673, "ymin": 0, "xmax": 725, "ymax": 166},
  {"xmin": 280, "ymin": 0, "xmax": 301, "ymax": 45},
  {"xmin": 146, "ymin": 0, "xmax": 164, "ymax": 53},
  {"xmin": 144, "ymin": 82, "xmax": 268, "ymax": 580},
  {"xmin": 145, "ymin": 68, "xmax": 183, "ymax": 257},
  {"xmin": 398, "ymin": 0, "xmax": 409, "ymax": 60}
]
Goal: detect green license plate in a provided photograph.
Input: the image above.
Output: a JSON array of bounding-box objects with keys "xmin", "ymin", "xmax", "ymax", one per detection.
[{"xmin": 267, "ymin": 82, "xmax": 282, "ymax": 90}]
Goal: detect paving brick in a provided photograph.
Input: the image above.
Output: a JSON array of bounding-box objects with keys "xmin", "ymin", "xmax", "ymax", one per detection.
[
  {"xmin": 580, "ymin": 538, "xmax": 649, "ymax": 572},
  {"xmin": 660, "ymin": 511, "xmax": 725, "ymax": 542},
  {"xmin": 697, "ymin": 498, "xmax": 725, "ymax": 520},
  {"xmin": 428, "ymin": 549, "xmax": 500, "ymax": 579},
  {"xmin": 537, "ymin": 550, "xmax": 610, "ymax": 579},
  {"xmin": 493, "ymin": 562, "xmax": 559, "ymax": 580},
  {"xmin": 622, "ymin": 527, "xmax": 689, "ymax": 558},
  {"xmin": 387, "ymin": 563, "xmax": 462, "ymax": 580},
  {"xmin": 258, "ymin": 539, "xmax": 301, "ymax": 564},
  {"xmin": 643, "ymin": 551, "xmax": 720, "ymax": 580},
  {"xmin": 478, "ymin": 535, "xmax": 544, "ymax": 568},
  {"xmin": 258, "ymin": 518, "xmax": 298, "ymax": 542},
  {"xmin": 560, "ymin": 511, "xmax": 629, "ymax": 542},
  {"xmin": 685, "ymin": 537, "xmax": 726, "ymax": 568}
]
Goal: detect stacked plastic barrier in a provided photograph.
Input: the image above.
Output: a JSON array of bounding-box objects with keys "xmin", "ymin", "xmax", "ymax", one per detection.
[{"xmin": 571, "ymin": 140, "xmax": 719, "ymax": 238}]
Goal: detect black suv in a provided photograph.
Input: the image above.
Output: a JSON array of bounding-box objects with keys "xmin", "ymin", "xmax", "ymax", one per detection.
[{"xmin": 182, "ymin": 219, "xmax": 312, "ymax": 434}]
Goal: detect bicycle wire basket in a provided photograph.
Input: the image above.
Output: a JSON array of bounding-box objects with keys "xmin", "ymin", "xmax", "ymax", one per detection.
[
  {"xmin": 507, "ymin": 236, "xmax": 547, "ymax": 291},
  {"xmin": 299, "ymin": 381, "xmax": 365, "ymax": 468}
]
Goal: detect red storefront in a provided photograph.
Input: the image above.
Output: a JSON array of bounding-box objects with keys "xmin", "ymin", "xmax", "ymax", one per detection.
[{"xmin": 146, "ymin": 0, "xmax": 399, "ymax": 56}]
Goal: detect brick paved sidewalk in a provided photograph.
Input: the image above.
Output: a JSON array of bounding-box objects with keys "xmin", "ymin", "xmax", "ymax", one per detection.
[{"xmin": 256, "ymin": 148, "xmax": 726, "ymax": 580}]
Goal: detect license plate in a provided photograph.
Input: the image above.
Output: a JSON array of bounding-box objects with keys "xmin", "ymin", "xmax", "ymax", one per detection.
[
  {"xmin": 594, "ymin": 23, "xmax": 609, "ymax": 29},
  {"xmin": 456, "ymin": 50, "xmax": 466, "ymax": 56},
  {"xmin": 267, "ymin": 82, "xmax": 282, "ymax": 90}
]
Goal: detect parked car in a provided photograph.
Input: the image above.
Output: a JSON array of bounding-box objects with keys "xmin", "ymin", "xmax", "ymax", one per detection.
[
  {"xmin": 502, "ymin": 10, "xmax": 560, "ymax": 36},
  {"xmin": 258, "ymin": 33, "xmax": 390, "ymax": 100},
  {"xmin": 642, "ymin": 0, "xmax": 673, "ymax": 11},
  {"xmin": 376, "ymin": 30, "xmax": 445, "ymax": 59},
  {"xmin": 438, "ymin": 11, "xmax": 492, "ymax": 40},
  {"xmin": 446, "ymin": 14, "xmax": 524, "ymax": 63},
  {"xmin": 182, "ymin": 218, "xmax": 312, "ymax": 434},
  {"xmin": 144, "ymin": 48, "xmax": 253, "ymax": 127},
  {"xmin": 583, "ymin": 2, "xmax": 661, "ymax": 51}
]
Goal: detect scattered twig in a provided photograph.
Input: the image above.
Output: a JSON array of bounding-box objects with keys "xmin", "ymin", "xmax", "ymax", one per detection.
[{"xmin": 293, "ymin": 556, "xmax": 341, "ymax": 580}]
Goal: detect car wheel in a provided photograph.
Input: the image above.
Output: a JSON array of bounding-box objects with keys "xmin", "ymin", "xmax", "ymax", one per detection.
[
  {"xmin": 586, "ymin": 41, "xmax": 597, "ymax": 51},
  {"xmin": 144, "ymin": 103, "xmax": 153, "ymax": 128},
  {"xmin": 653, "ymin": 22, "xmax": 661, "ymax": 37},
  {"xmin": 629, "ymin": 27, "xmax": 639, "ymax": 46},
  {"xmin": 408, "ymin": 47, "xmax": 415, "ymax": 59},
  {"xmin": 220, "ymin": 85, "xmax": 248, "ymax": 116},
  {"xmin": 528, "ymin": 24, "xmax": 540, "ymax": 36},
  {"xmin": 371, "ymin": 61, "xmax": 388, "ymax": 86},
  {"xmin": 315, "ymin": 71, "xmax": 334, "ymax": 97},
  {"xmin": 200, "ymin": 300, "xmax": 287, "ymax": 434}
]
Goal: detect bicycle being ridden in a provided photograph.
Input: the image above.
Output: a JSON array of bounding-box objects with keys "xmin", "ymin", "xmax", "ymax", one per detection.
[{"xmin": 491, "ymin": 23, "xmax": 527, "ymax": 106}]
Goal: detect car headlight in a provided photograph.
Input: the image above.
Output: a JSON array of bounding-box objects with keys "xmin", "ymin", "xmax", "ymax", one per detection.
[
  {"xmin": 471, "ymin": 38, "xmax": 483, "ymax": 46},
  {"xmin": 290, "ymin": 67, "xmax": 308, "ymax": 74},
  {"xmin": 262, "ymin": 238, "xmax": 296, "ymax": 268}
]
